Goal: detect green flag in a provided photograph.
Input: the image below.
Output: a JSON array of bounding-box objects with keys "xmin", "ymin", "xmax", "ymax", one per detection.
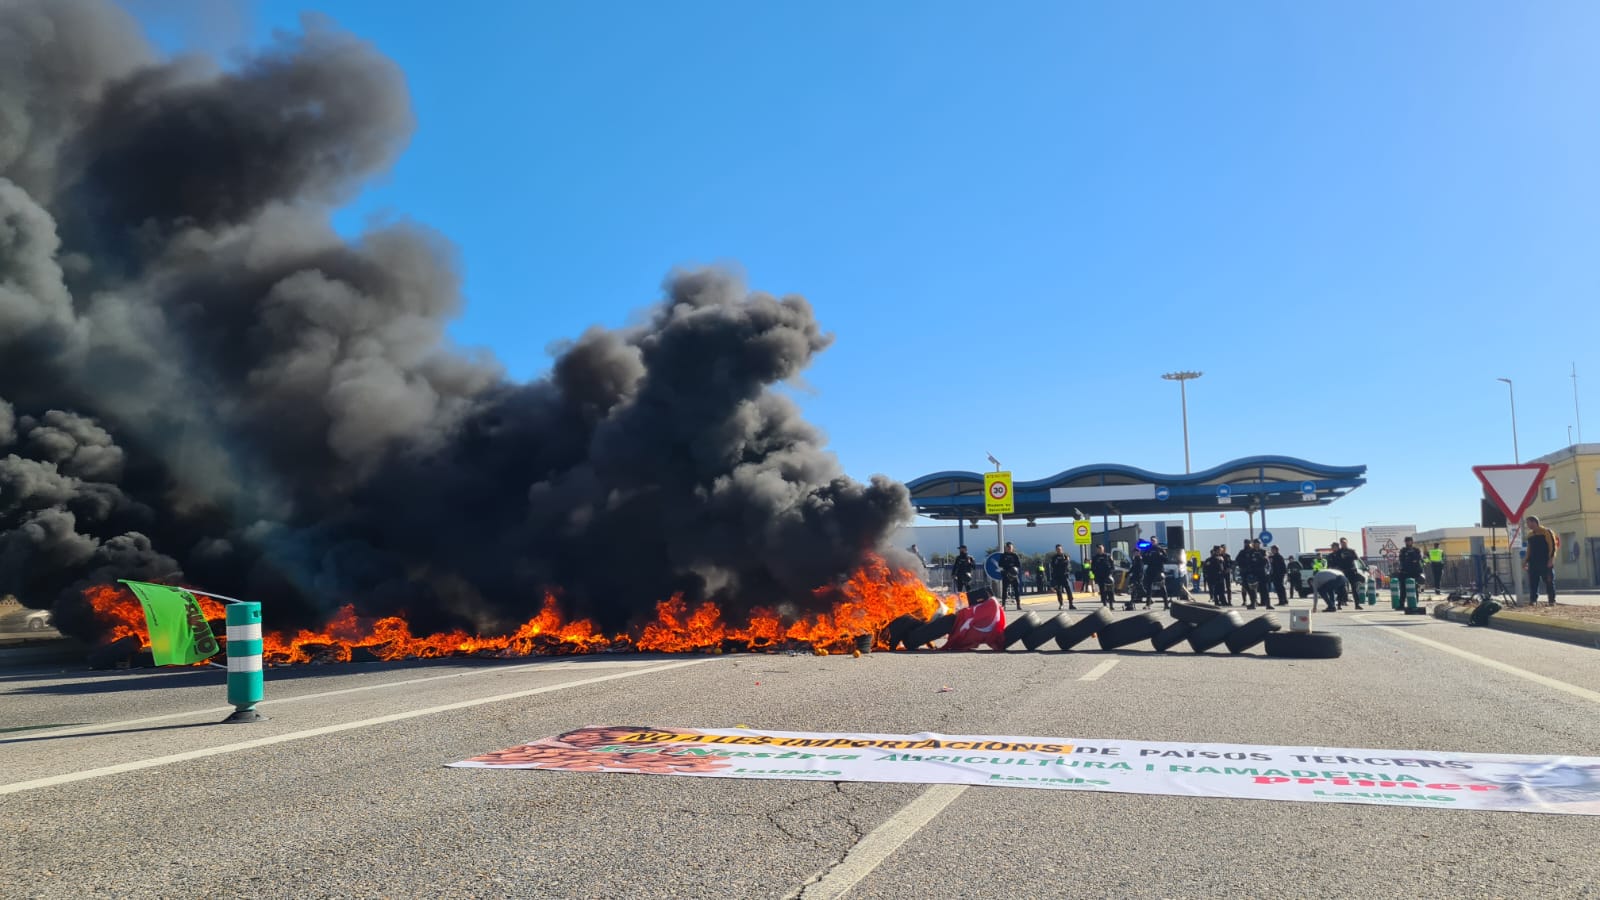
[{"xmin": 119, "ymin": 581, "xmax": 220, "ymax": 666}]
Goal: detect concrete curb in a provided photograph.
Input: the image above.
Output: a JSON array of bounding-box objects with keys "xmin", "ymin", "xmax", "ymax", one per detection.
[{"xmin": 1430, "ymin": 603, "xmax": 1600, "ymax": 650}]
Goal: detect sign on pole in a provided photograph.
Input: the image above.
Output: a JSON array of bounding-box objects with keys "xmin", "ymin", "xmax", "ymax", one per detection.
[
  {"xmin": 1259, "ymin": 530, "xmax": 1273, "ymax": 544},
  {"xmin": 1154, "ymin": 486, "xmax": 1171, "ymax": 502},
  {"xmin": 1216, "ymin": 485, "xmax": 1232, "ymax": 505},
  {"xmin": 1073, "ymin": 520, "xmax": 1092, "ymax": 546},
  {"xmin": 1300, "ymin": 481, "xmax": 1316, "ymax": 502},
  {"xmin": 1472, "ymin": 464, "xmax": 1548, "ymax": 523},
  {"xmin": 984, "ymin": 471, "xmax": 1014, "ymax": 515}
]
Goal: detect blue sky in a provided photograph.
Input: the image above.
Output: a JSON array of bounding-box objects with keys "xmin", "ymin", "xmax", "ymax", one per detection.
[{"xmin": 137, "ymin": 0, "xmax": 1598, "ymax": 532}]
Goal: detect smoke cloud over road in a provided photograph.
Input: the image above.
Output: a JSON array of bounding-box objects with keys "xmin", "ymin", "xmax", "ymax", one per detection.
[{"xmin": 0, "ymin": 0, "xmax": 911, "ymax": 640}]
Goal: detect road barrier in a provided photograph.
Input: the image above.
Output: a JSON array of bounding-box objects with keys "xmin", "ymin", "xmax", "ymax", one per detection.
[{"xmin": 224, "ymin": 602, "xmax": 264, "ymax": 724}]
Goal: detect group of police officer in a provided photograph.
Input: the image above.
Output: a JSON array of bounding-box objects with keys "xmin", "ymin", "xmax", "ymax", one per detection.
[{"xmin": 948, "ymin": 540, "xmax": 1176, "ymax": 612}]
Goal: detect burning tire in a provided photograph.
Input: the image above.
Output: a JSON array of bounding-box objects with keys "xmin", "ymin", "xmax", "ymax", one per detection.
[
  {"xmin": 1170, "ymin": 601, "xmax": 1224, "ymax": 625},
  {"xmin": 1097, "ymin": 612, "xmax": 1163, "ymax": 650},
  {"xmin": 1263, "ymin": 631, "xmax": 1343, "ymax": 659},
  {"xmin": 1186, "ymin": 610, "xmax": 1244, "ymax": 653},
  {"xmin": 87, "ymin": 635, "xmax": 142, "ymax": 670},
  {"xmin": 886, "ymin": 614, "xmax": 923, "ymax": 650},
  {"xmin": 1055, "ymin": 609, "xmax": 1111, "ymax": 651},
  {"xmin": 904, "ymin": 614, "xmax": 956, "ymax": 650},
  {"xmin": 1022, "ymin": 613, "xmax": 1065, "ymax": 650},
  {"xmin": 1223, "ymin": 614, "xmax": 1281, "ymax": 654},
  {"xmin": 1003, "ymin": 612, "xmax": 1041, "ymax": 649},
  {"xmin": 1150, "ymin": 620, "xmax": 1193, "ymax": 652}
]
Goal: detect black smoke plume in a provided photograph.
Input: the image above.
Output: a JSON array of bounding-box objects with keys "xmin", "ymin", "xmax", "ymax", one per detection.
[{"xmin": 0, "ymin": 0, "xmax": 911, "ymax": 642}]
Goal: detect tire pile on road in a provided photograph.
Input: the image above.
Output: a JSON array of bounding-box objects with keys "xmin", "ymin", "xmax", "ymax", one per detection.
[{"xmin": 884, "ymin": 601, "xmax": 1341, "ymax": 659}]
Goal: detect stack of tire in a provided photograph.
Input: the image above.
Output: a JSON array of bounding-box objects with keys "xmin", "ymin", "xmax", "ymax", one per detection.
[
  {"xmin": 1165, "ymin": 602, "xmax": 1341, "ymax": 658},
  {"xmin": 882, "ymin": 602, "xmax": 1341, "ymax": 659}
]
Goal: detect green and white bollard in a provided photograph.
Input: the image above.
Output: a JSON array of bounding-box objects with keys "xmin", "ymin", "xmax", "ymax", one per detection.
[
  {"xmin": 1405, "ymin": 578, "xmax": 1420, "ymax": 610},
  {"xmin": 1390, "ymin": 581, "xmax": 1402, "ymax": 610},
  {"xmin": 1365, "ymin": 581, "xmax": 1378, "ymax": 607},
  {"xmin": 224, "ymin": 601, "xmax": 264, "ymax": 723}
]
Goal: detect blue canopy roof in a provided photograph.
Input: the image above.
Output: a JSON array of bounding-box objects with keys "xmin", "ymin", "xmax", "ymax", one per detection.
[{"xmin": 905, "ymin": 455, "xmax": 1366, "ymax": 520}]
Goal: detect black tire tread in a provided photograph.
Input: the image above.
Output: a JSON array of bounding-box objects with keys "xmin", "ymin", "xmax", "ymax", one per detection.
[
  {"xmin": 1055, "ymin": 610, "xmax": 1112, "ymax": 651},
  {"xmin": 904, "ymin": 614, "xmax": 956, "ymax": 650},
  {"xmin": 1097, "ymin": 612, "xmax": 1164, "ymax": 650},
  {"xmin": 1223, "ymin": 614, "xmax": 1281, "ymax": 654},
  {"xmin": 1187, "ymin": 610, "xmax": 1245, "ymax": 653},
  {"xmin": 1150, "ymin": 620, "xmax": 1194, "ymax": 652},
  {"xmin": 1171, "ymin": 601, "xmax": 1224, "ymax": 625},
  {"xmin": 1263, "ymin": 631, "xmax": 1343, "ymax": 659},
  {"xmin": 1002, "ymin": 612, "xmax": 1041, "ymax": 649}
]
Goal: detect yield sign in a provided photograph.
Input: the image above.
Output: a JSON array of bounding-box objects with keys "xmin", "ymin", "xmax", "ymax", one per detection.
[{"xmin": 1472, "ymin": 463, "xmax": 1549, "ymax": 523}]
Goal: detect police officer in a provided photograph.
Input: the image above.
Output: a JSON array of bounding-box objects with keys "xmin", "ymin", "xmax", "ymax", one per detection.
[
  {"xmin": 951, "ymin": 545, "xmax": 976, "ymax": 594},
  {"xmin": 1428, "ymin": 543, "xmax": 1445, "ymax": 595},
  {"xmin": 1049, "ymin": 544, "xmax": 1075, "ymax": 610},
  {"xmin": 1397, "ymin": 536, "xmax": 1425, "ymax": 608},
  {"xmin": 999, "ymin": 541, "xmax": 1023, "ymax": 608},
  {"xmin": 1125, "ymin": 549, "xmax": 1146, "ymax": 611},
  {"xmin": 1141, "ymin": 541, "xmax": 1170, "ymax": 609},
  {"xmin": 1268, "ymin": 544, "xmax": 1289, "ymax": 606},
  {"xmin": 1287, "ymin": 555, "xmax": 1304, "ymax": 598},
  {"xmin": 1332, "ymin": 538, "xmax": 1363, "ymax": 608},
  {"xmin": 1219, "ymin": 545, "xmax": 1235, "ymax": 605},
  {"xmin": 1202, "ymin": 546, "xmax": 1227, "ymax": 604},
  {"xmin": 1090, "ymin": 544, "xmax": 1116, "ymax": 609},
  {"xmin": 1240, "ymin": 540, "xmax": 1270, "ymax": 610}
]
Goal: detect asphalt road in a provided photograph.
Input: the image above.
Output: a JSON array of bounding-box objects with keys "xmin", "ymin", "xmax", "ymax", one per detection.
[{"xmin": 3, "ymin": 597, "xmax": 1599, "ymax": 899}]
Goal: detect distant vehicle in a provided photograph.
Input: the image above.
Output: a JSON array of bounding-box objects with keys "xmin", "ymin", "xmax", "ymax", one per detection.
[
  {"xmin": 1291, "ymin": 552, "xmax": 1380, "ymax": 597},
  {"xmin": 23, "ymin": 609, "xmax": 52, "ymax": 631}
]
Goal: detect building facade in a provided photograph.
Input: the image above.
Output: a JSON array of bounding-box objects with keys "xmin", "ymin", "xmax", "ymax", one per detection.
[{"xmin": 1522, "ymin": 443, "xmax": 1600, "ymax": 589}]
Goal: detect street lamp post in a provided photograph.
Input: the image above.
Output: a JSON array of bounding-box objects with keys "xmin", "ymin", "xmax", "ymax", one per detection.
[
  {"xmin": 1162, "ymin": 371, "xmax": 1202, "ymax": 556},
  {"xmin": 1496, "ymin": 377, "xmax": 1520, "ymax": 463},
  {"xmin": 987, "ymin": 453, "xmax": 1004, "ymax": 552}
]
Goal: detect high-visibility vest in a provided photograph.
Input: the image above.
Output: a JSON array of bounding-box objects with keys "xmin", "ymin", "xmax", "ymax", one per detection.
[
  {"xmin": 1428, "ymin": 549, "xmax": 1444, "ymax": 562},
  {"xmin": 1312, "ymin": 558, "xmax": 1326, "ymax": 571}
]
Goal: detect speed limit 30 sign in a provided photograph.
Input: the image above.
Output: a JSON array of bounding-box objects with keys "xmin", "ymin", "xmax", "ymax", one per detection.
[{"xmin": 983, "ymin": 471, "xmax": 1014, "ymax": 515}]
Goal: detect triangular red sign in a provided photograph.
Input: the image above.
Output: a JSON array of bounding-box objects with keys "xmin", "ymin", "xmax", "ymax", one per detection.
[{"xmin": 1472, "ymin": 463, "xmax": 1549, "ymax": 522}]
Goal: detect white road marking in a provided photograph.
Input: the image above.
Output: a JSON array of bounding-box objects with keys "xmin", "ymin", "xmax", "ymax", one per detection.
[
  {"xmin": 0, "ymin": 658, "xmax": 715, "ymax": 796},
  {"xmin": 791, "ymin": 784, "xmax": 968, "ymax": 900},
  {"xmin": 1078, "ymin": 659, "xmax": 1119, "ymax": 681},
  {"xmin": 6, "ymin": 658, "xmax": 635, "ymax": 742},
  {"xmin": 1358, "ymin": 616, "xmax": 1600, "ymax": 705}
]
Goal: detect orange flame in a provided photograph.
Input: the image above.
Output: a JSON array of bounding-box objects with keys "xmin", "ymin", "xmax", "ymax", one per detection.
[{"xmin": 80, "ymin": 555, "xmax": 941, "ymax": 665}]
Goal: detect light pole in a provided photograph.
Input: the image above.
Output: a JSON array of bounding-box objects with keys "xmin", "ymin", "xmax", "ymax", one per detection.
[
  {"xmin": 1162, "ymin": 371, "xmax": 1202, "ymax": 556},
  {"xmin": 986, "ymin": 453, "xmax": 1004, "ymax": 552},
  {"xmin": 1496, "ymin": 377, "xmax": 1520, "ymax": 463}
]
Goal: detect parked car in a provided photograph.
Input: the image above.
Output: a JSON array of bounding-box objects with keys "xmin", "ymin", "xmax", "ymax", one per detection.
[{"xmin": 23, "ymin": 609, "xmax": 52, "ymax": 631}]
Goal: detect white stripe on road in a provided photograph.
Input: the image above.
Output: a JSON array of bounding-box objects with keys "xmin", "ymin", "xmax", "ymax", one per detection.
[
  {"xmin": 1078, "ymin": 659, "xmax": 1119, "ymax": 681},
  {"xmin": 0, "ymin": 659, "xmax": 716, "ymax": 796},
  {"xmin": 7, "ymin": 658, "xmax": 633, "ymax": 742},
  {"xmin": 791, "ymin": 784, "xmax": 968, "ymax": 900},
  {"xmin": 1359, "ymin": 616, "xmax": 1600, "ymax": 705}
]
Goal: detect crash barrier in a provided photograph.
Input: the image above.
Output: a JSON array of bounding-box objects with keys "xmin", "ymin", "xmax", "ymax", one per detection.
[
  {"xmin": 884, "ymin": 600, "xmax": 1342, "ymax": 659},
  {"xmin": 223, "ymin": 601, "xmax": 265, "ymax": 723}
]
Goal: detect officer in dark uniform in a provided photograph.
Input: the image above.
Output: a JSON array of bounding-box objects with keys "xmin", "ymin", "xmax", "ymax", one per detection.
[
  {"xmin": 1048, "ymin": 544, "xmax": 1075, "ymax": 610},
  {"xmin": 951, "ymin": 545, "xmax": 976, "ymax": 594},
  {"xmin": 1141, "ymin": 541, "xmax": 1170, "ymax": 609},
  {"xmin": 1090, "ymin": 544, "xmax": 1116, "ymax": 609},
  {"xmin": 1287, "ymin": 555, "xmax": 1304, "ymax": 598},
  {"xmin": 1396, "ymin": 536, "xmax": 1425, "ymax": 608},
  {"xmin": 1332, "ymin": 538, "xmax": 1363, "ymax": 608},
  {"xmin": 1268, "ymin": 545, "xmax": 1289, "ymax": 606},
  {"xmin": 1240, "ymin": 539, "xmax": 1271, "ymax": 609},
  {"xmin": 1125, "ymin": 550, "xmax": 1145, "ymax": 611},
  {"xmin": 1219, "ymin": 546, "xmax": 1235, "ymax": 605},
  {"xmin": 1202, "ymin": 546, "xmax": 1227, "ymax": 604},
  {"xmin": 999, "ymin": 541, "xmax": 1023, "ymax": 608}
]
